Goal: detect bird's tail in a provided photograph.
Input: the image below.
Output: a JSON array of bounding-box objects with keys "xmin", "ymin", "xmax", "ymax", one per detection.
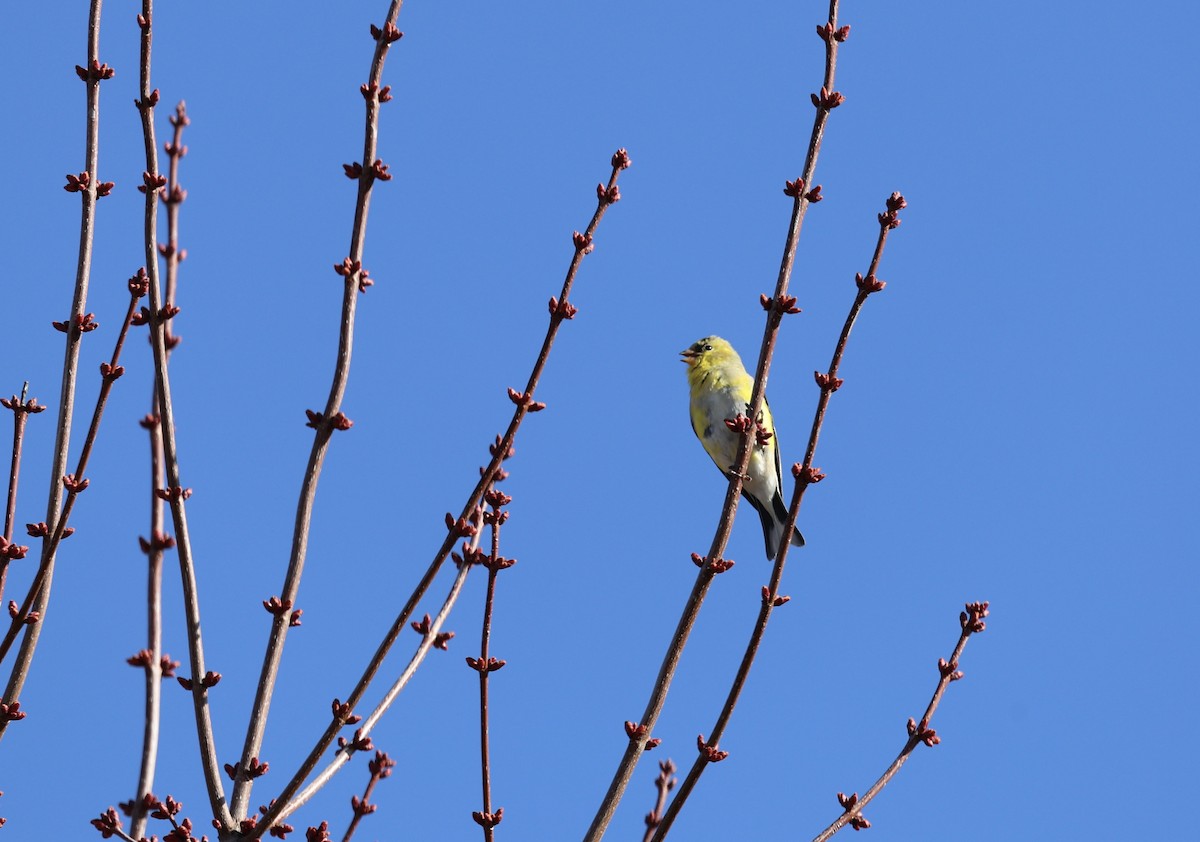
[{"xmin": 752, "ymin": 492, "xmax": 805, "ymax": 560}]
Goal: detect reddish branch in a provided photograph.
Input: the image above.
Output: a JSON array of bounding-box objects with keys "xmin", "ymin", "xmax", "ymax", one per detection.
[
  {"xmin": 129, "ymin": 98, "xmax": 190, "ymax": 842},
  {"xmin": 0, "ymin": 387, "xmax": 43, "ymax": 606},
  {"xmin": 160, "ymin": 102, "xmax": 189, "ymax": 315},
  {"xmin": 471, "ymin": 495, "xmax": 515, "ymax": 839},
  {"xmin": 0, "ymin": 0, "xmax": 109, "ymax": 742},
  {"xmin": 131, "ymin": 1, "xmax": 232, "ymax": 827},
  {"xmin": 651, "ymin": 193, "xmax": 904, "ymax": 839},
  {"xmin": 641, "ymin": 760, "xmax": 677, "ymax": 842},
  {"xmin": 251, "ymin": 148, "xmax": 629, "ymax": 837},
  {"xmin": 800, "ymin": 194, "xmax": 903, "ymax": 471},
  {"xmin": 89, "ymin": 806, "xmax": 139, "ymax": 842},
  {"xmin": 98, "ymin": 792, "xmax": 210, "ymax": 842},
  {"xmin": 584, "ymin": 4, "xmax": 846, "ymax": 837},
  {"xmin": 341, "ymin": 750, "xmax": 395, "ymax": 842},
  {"xmin": 812, "ymin": 603, "xmax": 990, "ymax": 841}
]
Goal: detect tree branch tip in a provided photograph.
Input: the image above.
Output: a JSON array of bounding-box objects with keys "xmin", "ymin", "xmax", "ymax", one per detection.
[{"xmin": 960, "ymin": 601, "xmax": 989, "ymax": 634}]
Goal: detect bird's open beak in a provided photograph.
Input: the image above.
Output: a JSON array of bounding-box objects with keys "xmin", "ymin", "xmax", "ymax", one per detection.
[{"xmin": 680, "ymin": 348, "xmax": 696, "ymax": 364}]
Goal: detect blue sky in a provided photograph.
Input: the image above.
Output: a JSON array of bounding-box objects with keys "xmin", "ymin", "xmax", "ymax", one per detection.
[{"xmin": 2, "ymin": 1, "xmax": 1197, "ymax": 839}]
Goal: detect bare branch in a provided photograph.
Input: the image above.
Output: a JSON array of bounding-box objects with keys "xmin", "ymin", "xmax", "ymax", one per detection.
[
  {"xmin": 230, "ymin": 4, "xmax": 409, "ymax": 819},
  {"xmin": 131, "ymin": 2, "xmax": 231, "ymax": 826},
  {"xmin": 340, "ymin": 749, "xmax": 395, "ymax": 842},
  {"xmin": 129, "ymin": 97, "xmax": 190, "ymax": 842},
  {"xmin": 640, "ymin": 760, "xmax": 677, "ymax": 842},
  {"xmin": 812, "ymin": 602, "xmax": 990, "ymax": 840},
  {"xmin": 471, "ymin": 497, "xmax": 516, "ymax": 840},
  {"xmin": 0, "ymin": 387, "xmax": 43, "ymax": 606}
]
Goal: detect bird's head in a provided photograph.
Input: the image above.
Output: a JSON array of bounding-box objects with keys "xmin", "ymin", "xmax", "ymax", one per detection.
[{"xmin": 680, "ymin": 336, "xmax": 740, "ymax": 370}]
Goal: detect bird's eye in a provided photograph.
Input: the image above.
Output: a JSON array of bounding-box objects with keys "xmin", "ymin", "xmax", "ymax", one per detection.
[{"xmin": 703, "ymin": 344, "xmax": 712, "ymax": 351}]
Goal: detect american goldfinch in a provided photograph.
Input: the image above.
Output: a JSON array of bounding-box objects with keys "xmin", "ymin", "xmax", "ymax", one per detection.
[{"xmin": 681, "ymin": 336, "xmax": 804, "ymax": 560}]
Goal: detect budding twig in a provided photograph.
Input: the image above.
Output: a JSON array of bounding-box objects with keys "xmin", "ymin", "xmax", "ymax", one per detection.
[
  {"xmin": 131, "ymin": 1, "xmax": 231, "ymax": 827},
  {"xmin": 472, "ymin": 496, "xmax": 515, "ymax": 840},
  {"xmin": 811, "ymin": 603, "xmax": 990, "ymax": 841},
  {"xmin": 0, "ymin": 386, "xmax": 41, "ymax": 607},
  {"xmin": 341, "ymin": 749, "xmax": 395, "ymax": 842},
  {"xmin": 641, "ymin": 760, "xmax": 677, "ymax": 842},
  {"xmin": 129, "ymin": 92, "xmax": 190, "ymax": 842},
  {"xmin": 230, "ymin": 3, "xmax": 408, "ymax": 820}
]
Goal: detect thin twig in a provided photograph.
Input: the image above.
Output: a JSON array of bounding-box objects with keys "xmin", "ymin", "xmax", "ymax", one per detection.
[
  {"xmin": 583, "ymin": 4, "xmax": 845, "ymax": 836},
  {"xmin": 253, "ymin": 149, "xmax": 630, "ymax": 837},
  {"xmin": 800, "ymin": 197, "xmax": 903, "ymax": 472},
  {"xmin": 2, "ymin": 384, "xmax": 31, "ymax": 541},
  {"xmin": 95, "ymin": 794, "xmax": 198, "ymax": 842},
  {"xmin": 478, "ymin": 530, "xmax": 501, "ymax": 842},
  {"xmin": 651, "ymin": 193, "xmax": 904, "ymax": 839},
  {"xmin": 341, "ymin": 750, "xmax": 396, "ymax": 842},
  {"xmin": 89, "ymin": 807, "xmax": 140, "ymax": 842},
  {"xmin": 0, "ymin": 0, "xmax": 108, "ymax": 742},
  {"xmin": 132, "ymin": 2, "xmax": 232, "ymax": 827},
  {"xmin": 640, "ymin": 760, "xmax": 676, "ymax": 842},
  {"xmin": 0, "ymin": 386, "xmax": 42, "ymax": 606},
  {"xmin": 471, "ymin": 494, "xmax": 514, "ymax": 839},
  {"xmin": 161, "ymin": 102, "xmax": 188, "ymax": 322},
  {"xmin": 129, "ymin": 98, "xmax": 190, "ymax": 842},
  {"xmin": 812, "ymin": 603, "xmax": 990, "ymax": 841},
  {"xmin": 229, "ymin": 3, "xmax": 407, "ymax": 820},
  {"xmin": 129, "ymin": 395, "xmax": 167, "ymax": 842},
  {"xmin": 1, "ymin": 384, "xmax": 30, "ymax": 547}
]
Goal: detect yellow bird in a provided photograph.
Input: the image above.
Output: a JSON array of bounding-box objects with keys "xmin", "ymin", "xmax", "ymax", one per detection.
[{"xmin": 681, "ymin": 336, "xmax": 804, "ymax": 559}]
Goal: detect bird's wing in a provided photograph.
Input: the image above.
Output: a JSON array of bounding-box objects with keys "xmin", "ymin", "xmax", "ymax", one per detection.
[{"xmin": 764, "ymin": 396, "xmax": 785, "ymax": 486}]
